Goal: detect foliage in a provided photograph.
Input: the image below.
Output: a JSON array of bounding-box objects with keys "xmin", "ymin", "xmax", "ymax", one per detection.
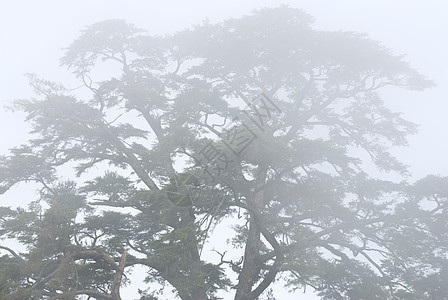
[{"xmin": 0, "ymin": 6, "xmax": 446, "ymax": 300}]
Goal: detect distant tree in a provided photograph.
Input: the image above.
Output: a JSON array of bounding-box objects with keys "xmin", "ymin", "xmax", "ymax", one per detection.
[{"xmin": 1, "ymin": 7, "xmax": 446, "ymax": 300}]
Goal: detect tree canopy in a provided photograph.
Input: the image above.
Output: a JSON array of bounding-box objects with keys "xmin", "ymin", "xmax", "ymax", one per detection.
[{"xmin": 1, "ymin": 6, "xmax": 447, "ymax": 300}]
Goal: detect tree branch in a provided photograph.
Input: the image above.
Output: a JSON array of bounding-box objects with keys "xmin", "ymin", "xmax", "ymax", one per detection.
[{"xmin": 0, "ymin": 245, "xmax": 24, "ymax": 261}]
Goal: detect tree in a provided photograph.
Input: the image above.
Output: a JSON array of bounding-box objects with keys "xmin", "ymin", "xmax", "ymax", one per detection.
[{"xmin": 0, "ymin": 6, "xmax": 446, "ymax": 300}]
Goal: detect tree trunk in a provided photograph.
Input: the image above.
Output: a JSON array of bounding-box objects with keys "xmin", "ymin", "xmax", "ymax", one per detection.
[
  {"xmin": 188, "ymin": 234, "xmax": 209, "ymax": 300},
  {"xmin": 234, "ymin": 218, "xmax": 261, "ymax": 300},
  {"xmin": 234, "ymin": 165, "xmax": 267, "ymax": 300},
  {"xmin": 111, "ymin": 250, "xmax": 127, "ymax": 300}
]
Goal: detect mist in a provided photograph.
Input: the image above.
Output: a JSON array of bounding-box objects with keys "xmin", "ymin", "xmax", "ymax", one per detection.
[{"xmin": 0, "ymin": 1, "xmax": 447, "ymax": 300}]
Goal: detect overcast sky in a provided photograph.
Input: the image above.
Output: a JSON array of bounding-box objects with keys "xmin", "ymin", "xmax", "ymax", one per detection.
[{"xmin": 1, "ymin": 1, "xmax": 447, "ymax": 299}]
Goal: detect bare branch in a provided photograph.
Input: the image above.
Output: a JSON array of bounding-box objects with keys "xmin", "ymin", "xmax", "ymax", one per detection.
[{"xmin": 0, "ymin": 245, "xmax": 24, "ymax": 261}]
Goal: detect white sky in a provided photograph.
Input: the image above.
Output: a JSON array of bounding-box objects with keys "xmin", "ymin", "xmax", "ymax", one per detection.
[
  {"xmin": 0, "ymin": 1, "xmax": 447, "ymax": 299},
  {"xmin": 1, "ymin": 0, "xmax": 447, "ymax": 177}
]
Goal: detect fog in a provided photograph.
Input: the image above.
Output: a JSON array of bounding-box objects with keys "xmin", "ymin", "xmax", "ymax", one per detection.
[
  {"xmin": 2, "ymin": 1, "xmax": 448, "ymax": 176},
  {"xmin": 0, "ymin": 1, "xmax": 447, "ymax": 299}
]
